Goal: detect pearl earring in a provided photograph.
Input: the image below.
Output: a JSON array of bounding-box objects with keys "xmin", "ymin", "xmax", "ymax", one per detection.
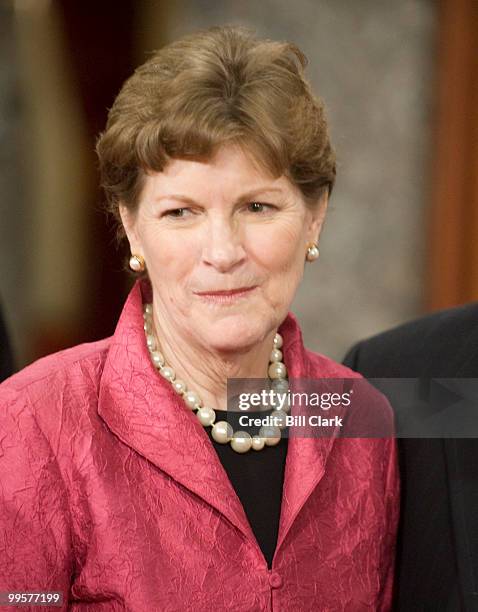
[
  {"xmin": 305, "ymin": 243, "xmax": 319, "ymax": 262},
  {"xmin": 129, "ymin": 254, "xmax": 145, "ymax": 272}
]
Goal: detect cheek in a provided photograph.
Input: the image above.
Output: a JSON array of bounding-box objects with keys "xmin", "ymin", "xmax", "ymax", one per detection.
[
  {"xmin": 248, "ymin": 218, "xmax": 306, "ymax": 274},
  {"xmin": 141, "ymin": 228, "xmax": 197, "ymax": 290}
]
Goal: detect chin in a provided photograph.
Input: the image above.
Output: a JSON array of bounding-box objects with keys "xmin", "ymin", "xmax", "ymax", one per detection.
[{"xmin": 199, "ymin": 315, "xmax": 269, "ymax": 353}]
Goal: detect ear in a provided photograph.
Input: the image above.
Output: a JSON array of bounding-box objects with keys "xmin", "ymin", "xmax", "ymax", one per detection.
[
  {"xmin": 306, "ymin": 190, "xmax": 328, "ymax": 244},
  {"xmin": 119, "ymin": 204, "xmax": 143, "ymax": 256}
]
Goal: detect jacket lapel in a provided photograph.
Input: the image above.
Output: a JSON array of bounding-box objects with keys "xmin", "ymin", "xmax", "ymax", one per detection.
[
  {"xmin": 97, "ymin": 280, "xmax": 338, "ymax": 560},
  {"xmin": 274, "ymin": 314, "xmax": 338, "ymax": 556}
]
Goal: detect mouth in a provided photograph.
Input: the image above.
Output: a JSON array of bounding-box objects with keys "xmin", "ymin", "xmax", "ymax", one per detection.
[{"xmin": 194, "ymin": 286, "xmax": 258, "ymax": 304}]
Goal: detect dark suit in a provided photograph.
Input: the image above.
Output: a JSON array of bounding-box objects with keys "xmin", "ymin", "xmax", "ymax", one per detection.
[
  {"xmin": 343, "ymin": 302, "xmax": 478, "ymax": 611},
  {"xmin": 0, "ymin": 302, "xmax": 14, "ymax": 382}
]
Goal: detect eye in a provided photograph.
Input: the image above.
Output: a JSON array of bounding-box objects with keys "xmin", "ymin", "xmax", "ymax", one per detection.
[
  {"xmin": 163, "ymin": 207, "xmax": 191, "ymax": 218},
  {"xmin": 247, "ymin": 202, "xmax": 275, "ymax": 213}
]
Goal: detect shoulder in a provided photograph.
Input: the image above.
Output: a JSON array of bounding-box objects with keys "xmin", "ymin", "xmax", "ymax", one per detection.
[
  {"xmin": 0, "ymin": 337, "xmax": 112, "ymax": 455},
  {"xmin": 303, "ymin": 348, "xmax": 395, "ymax": 436},
  {"xmin": 344, "ymin": 302, "xmax": 478, "ymax": 376},
  {"xmin": 0, "ymin": 337, "xmax": 112, "ymax": 412},
  {"xmin": 364, "ymin": 301, "xmax": 478, "ymax": 348},
  {"xmin": 304, "ymin": 348, "xmax": 363, "ymax": 379}
]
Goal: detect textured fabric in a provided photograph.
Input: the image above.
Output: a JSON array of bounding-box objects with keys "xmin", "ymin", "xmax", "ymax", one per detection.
[
  {"xmin": 209, "ymin": 425, "xmax": 289, "ymax": 570},
  {"xmin": 0, "ymin": 279, "xmax": 399, "ymax": 611},
  {"xmin": 343, "ymin": 302, "xmax": 478, "ymax": 611}
]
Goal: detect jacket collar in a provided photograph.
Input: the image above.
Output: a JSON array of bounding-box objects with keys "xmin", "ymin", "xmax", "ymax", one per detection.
[{"xmin": 98, "ymin": 279, "xmax": 337, "ymax": 566}]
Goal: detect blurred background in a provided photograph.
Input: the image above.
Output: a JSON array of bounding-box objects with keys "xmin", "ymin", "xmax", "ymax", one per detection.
[{"xmin": 0, "ymin": 0, "xmax": 477, "ymax": 372}]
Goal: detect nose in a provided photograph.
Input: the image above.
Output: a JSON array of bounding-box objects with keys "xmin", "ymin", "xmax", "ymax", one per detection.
[{"xmin": 201, "ymin": 216, "xmax": 246, "ymax": 272}]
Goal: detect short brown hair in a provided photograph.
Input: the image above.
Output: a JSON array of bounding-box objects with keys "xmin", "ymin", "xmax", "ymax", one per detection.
[{"xmin": 96, "ymin": 24, "xmax": 336, "ymax": 243}]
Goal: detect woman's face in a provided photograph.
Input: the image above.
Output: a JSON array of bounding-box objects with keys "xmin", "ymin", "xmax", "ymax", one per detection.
[{"xmin": 121, "ymin": 144, "xmax": 327, "ymax": 354}]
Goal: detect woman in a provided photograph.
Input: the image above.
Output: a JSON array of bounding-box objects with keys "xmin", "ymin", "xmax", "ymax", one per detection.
[{"xmin": 0, "ymin": 25, "xmax": 398, "ymax": 611}]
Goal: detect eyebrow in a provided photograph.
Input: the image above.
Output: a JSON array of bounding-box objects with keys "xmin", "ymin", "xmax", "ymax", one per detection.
[{"xmin": 154, "ymin": 187, "xmax": 285, "ymax": 206}]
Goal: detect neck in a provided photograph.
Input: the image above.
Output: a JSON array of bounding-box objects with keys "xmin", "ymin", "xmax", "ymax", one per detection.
[{"xmin": 151, "ymin": 310, "xmax": 275, "ymax": 412}]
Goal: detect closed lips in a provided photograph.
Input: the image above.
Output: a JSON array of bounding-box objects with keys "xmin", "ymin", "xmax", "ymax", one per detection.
[{"xmin": 195, "ymin": 287, "xmax": 256, "ymax": 295}]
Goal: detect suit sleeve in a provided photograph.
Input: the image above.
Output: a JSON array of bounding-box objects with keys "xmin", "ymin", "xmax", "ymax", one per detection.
[
  {"xmin": 342, "ymin": 341, "xmax": 361, "ymax": 371},
  {"xmin": 0, "ymin": 303, "xmax": 14, "ymax": 382},
  {"xmin": 0, "ymin": 387, "xmax": 73, "ymax": 610}
]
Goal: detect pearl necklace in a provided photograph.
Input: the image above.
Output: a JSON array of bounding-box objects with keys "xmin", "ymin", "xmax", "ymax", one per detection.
[{"xmin": 143, "ymin": 303, "xmax": 289, "ymax": 453}]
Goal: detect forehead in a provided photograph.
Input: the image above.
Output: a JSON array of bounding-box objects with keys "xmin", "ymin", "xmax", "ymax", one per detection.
[{"xmin": 141, "ymin": 143, "xmax": 300, "ymax": 201}]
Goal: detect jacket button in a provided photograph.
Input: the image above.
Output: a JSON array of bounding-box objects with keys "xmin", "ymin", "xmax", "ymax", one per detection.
[{"xmin": 269, "ymin": 572, "xmax": 283, "ymax": 588}]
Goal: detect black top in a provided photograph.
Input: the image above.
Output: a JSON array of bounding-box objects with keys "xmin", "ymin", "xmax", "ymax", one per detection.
[
  {"xmin": 343, "ymin": 301, "xmax": 478, "ymax": 611},
  {"xmin": 207, "ymin": 416, "xmax": 288, "ymax": 569}
]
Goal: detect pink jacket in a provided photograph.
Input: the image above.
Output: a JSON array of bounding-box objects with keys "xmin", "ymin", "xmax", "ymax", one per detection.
[{"xmin": 0, "ymin": 280, "xmax": 399, "ymax": 611}]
